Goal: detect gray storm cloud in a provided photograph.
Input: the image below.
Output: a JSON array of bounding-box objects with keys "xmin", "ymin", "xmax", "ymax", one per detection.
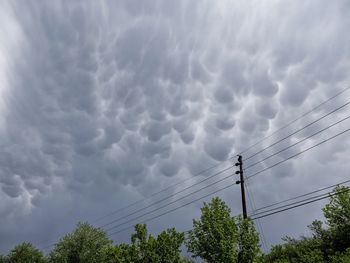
[{"xmin": 0, "ymin": 0, "xmax": 350, "ymax": 253}]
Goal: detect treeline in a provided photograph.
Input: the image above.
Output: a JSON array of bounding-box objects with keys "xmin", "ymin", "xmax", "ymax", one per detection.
[
  {"xmin": 1, "ymin": 186, "xmax": 349, "ymax": 263},
  {"xmin": 261, "ymin": 185, "xmax": 350, "ymax": 263}
]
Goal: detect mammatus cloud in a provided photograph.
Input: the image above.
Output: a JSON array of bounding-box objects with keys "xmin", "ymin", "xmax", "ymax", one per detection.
[{"xmin": 0, "ymin": 0, "xmax": 350, "ymax": 253}]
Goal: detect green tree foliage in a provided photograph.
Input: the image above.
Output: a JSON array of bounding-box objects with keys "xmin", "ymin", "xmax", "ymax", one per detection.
[
  {"xmin": 186, "ymin": 197, "xmax": 260, "ymax": 263},
  {"xmin": 261, "ymin": 186, "xmax": 350, "ymax": 263},
  {"xmin": 323, "ymin": 186, "xmax": 350, "ymax": 253},
  {"xmin": 49, "ymin": 222, "xmax": 112, "ymax": 263},
  {"xmin": 186, "ymin": 197, "xmax": 239, "ymax": 262},
  {"xmin": 330, "ymin": 248, "xmax": 350, "ymax": 263},
  {"xmin": 155, "ymin": 228, "xmax": 185, "ymax": 262},
  {"xmin": 100, "ymin": 243, "xmax": 135, "ymax": 263},
  {"xmin": 237, "ymin": 216, "xmax": 260, "ymax": 263},
  {"xmin": 103, "ymin": 224, "xmax": 186, "ymax": 263},
  {"xmin": 261, "ymin": 236, "xmax": 324, "ymax": 263},
  {"xmin": 129, "ymin": 224, "xmax": 159, "ymax": 262},
  {"xmin": 5, "ymin": 242, "xmax": 47, "ymax": 263}
]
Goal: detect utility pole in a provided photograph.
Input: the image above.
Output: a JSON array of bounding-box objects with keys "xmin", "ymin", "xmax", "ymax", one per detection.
[{"xmin": 235, "ymin": 155, "xmax": 247, "ymax": 219}]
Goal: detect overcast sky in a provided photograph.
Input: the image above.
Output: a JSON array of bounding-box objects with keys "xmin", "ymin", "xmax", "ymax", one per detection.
[{"xmin": 1, "ymin": 0, "xmax": 350, "ymax": 254}]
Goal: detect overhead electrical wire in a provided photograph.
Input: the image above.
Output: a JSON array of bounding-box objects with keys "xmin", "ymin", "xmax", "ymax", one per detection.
[
  {"xmin": 104, "ymin": 172, "xmax": 236, "ymax": 232},
  {"xmin": 245, "ymin": 114, "xmax": 350, "ymax": 171},
  {"xmin": 109, "ymin": 180, "xmax": 350, "ymax": 236},
  {"xmin": 245, "ymin": 176, "xmax": 268, "ymax": 251},
  {"xmin": 244, "ymin": 100, "xmax": 350, "ymax": 162},
  {"xmin": 251, "ymin": 188, "xmax": 349, "ymax": 221},
  {"xmin": 239, "ymin": 86, "xmax": 350, "ymax": 155},
  {"xmin": 251, "ymin": 187, "xmax": 350, "ymax": 218},
  {"xmin": 93, "ymin": 161, "xmax": 232, "ymax": 223},
  {"xmin": 251, "ymin": 178, "xmax": 350, "ymax": 214},
  {"xmin": 108, "ymin": 182, "xmax": 237, "ymax": 236},
  {"xmin": 99, "ymin": 166, "xmax": 234, "ymax": 228},
  {"xmin": 246, "ymin": 127, "xmax": 350, "ymax": 180}
]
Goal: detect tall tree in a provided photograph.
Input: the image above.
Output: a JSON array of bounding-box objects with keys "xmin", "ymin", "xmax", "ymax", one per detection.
[
  {"xmin": 186, "ymin": 197, "xmax": 260, "ymax": 263},
  {"xmin": 103, "ymin": 224, "xmax": 186, "ymax": 263},
  {"xmin": 129, "ymin": 224, "xmax": 186, "ymax": 263},
  {"xmin": 5, "ymin": 242, "xmax": 47, "ymax": 263},
  {"xmin": 49, "ymin": 222, "xmax": 112, "ymax": 263},
  {"xmin": 154, "ymin": 228, "xmax": 185, "ymax": 263}
]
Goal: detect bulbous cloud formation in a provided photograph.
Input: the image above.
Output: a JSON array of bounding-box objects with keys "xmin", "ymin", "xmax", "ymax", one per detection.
[{"xmin": 0, "ymin": 0, "xmax": 350, "ymax": 252}]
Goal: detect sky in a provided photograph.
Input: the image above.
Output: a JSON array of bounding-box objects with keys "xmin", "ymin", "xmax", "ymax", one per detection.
[{"xmin": 0, "ymin": 0, "xmax": 350, "ymax": 254}]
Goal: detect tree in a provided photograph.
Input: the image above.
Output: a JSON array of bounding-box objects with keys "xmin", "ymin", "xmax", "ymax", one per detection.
[
  {"xmin": 103, "ymin": 224, "xmax": 186, "ymax": 263},
  {"xmin": 237, "ymin": 216, "xmax": 260, "ymax": 263},
  {"xmin": 261, "ymin": 236, "xmax": 325, "ymax": 263},
  {"xmin": 128, "ymin": 224, "xmax": 185, "ymax": 263},
  {"xmin": 49, "ymin": 222, "xmax": 112, "ymax": 263},
  {"xmin": 130, "ymin": 224, "xmax": 159, "ymax": 262},
  {"xmin": 260, "ymin": 186, "xmax": 350, "ymax": 262},
  {"xmin": 322, "ymin": 186, "xmax": 350, "ymax": 253},
  {"xmin": 100, "ymin": 243, "xmax": 135, "ymax": 263},
  {"xmin": 5, "ymin": 242, "xmax": 47, "ymax": 263},
  {"xmin": 330, "ymin": 248, "xmax": 350, "ymax": 263},
  {"xmin": 155, "ymin": 228, "xmax": 185, "ymax": 263},
  {"xmin": 186, "ymin": 197, "xmax": 260, "ymax": 263}
]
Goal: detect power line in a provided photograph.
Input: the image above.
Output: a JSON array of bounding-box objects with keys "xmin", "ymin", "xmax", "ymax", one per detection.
[
  {"xmin": 239, "ymin": 86, "xmax": 350, "ymax": 155},
  {"xmin": 251, "ymin": 189, "xmax": 349, "ymax": 221},
  {"xmin": 245, "ymin": 175, "xmax": 268, "ymax": 251},
  {"xmin": 251, "ymin": 187, "xmax": 349, "ymax": 218},
  {"xmin": 244, "ymin": 100, "xmax": 350, "ymax": 162},
  {"xmin": 104, "ymin": 172, "xmax": 236, "ymax": 232},
  {"xmin": 251, "ymin": 178, "xmax": 350, "ymax": 214},
  {"xmin": 245, "ymin": 114, "xmax": 350, "ymax": 171},
  {"xmin": 108, "ymin": 182, "xmax": 237, "ymax": 236},
  {"xmin": 246, "ymin": 127, "xmax": 350, "ymax": 180},
  {"xmin": 94, "ymin": 161, "xmax": 231, "ymax": 223},
  {"xmin": 100, "ymin": 166, "xmax": 233, "ymax": 228}
]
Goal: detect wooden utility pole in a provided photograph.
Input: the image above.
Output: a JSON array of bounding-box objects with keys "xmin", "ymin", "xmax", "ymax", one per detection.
[{"xmin": 235, "ymin": 155, "xmax": 247, "ymax": 219}]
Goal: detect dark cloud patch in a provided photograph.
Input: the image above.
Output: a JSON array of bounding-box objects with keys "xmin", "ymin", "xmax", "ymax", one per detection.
[
  {"xmin": 216, "ymin": 117, "xmax": 235, "ymax": 131},
  {"xmin": 141, "ymin": 120, "xmax": 172, "ymax": 142},
  {"xmin": 204, "ymin": 137, "xmax": 233, "ymax": 162},
  {"xmin": 159, "ymin": 158, "xmax": 181, "ymax": 177},
  {"xmin": 214, "ymin": 87, "xmax": 234, "ymax": 104},
  {"xmin": 251, "ymin": 68, "xmax": 279, "ymax": 98},
  {"xmin": 222, "ymin": 58, "xmax": 249, "ymax": 95},
  {"xmin": 255, "ymin": 99, "xmax": 278, "ymax": 119}
]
